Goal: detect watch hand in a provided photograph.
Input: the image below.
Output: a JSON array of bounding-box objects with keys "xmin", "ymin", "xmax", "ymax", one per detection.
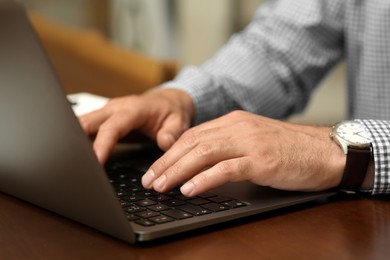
[{"xmin": 355, "ymin": 133, "xmax": 368, "ymax": 139}]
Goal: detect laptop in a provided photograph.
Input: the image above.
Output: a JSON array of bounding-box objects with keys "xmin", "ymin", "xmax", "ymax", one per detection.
[{"xmin": 0, "ymin": 0, "xmax": 337, "ymax": 244}]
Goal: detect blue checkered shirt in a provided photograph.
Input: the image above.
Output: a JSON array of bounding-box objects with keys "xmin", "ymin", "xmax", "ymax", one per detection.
[{"xmin": 162, "ymin": 0, "xmax": 390, "ymax": 194}]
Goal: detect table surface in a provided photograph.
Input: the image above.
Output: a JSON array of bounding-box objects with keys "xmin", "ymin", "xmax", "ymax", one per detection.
[{"xmin": 1, "ymin": 189, "xmax": 389, "ymax": 260}]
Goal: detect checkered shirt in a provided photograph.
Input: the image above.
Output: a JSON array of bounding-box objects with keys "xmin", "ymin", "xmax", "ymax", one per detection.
[{"xmin": 162, "ymin": 0, "xmax": 390, "ymax": 194}]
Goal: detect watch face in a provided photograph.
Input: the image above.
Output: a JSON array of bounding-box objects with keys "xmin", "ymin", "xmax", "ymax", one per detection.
[{"xmin": 334, "ymin": 121, "xmax": 371, "ymax": 145}]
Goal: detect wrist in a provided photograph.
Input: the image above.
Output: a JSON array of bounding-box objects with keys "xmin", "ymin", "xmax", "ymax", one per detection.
[
  {"xmin": 299, "ymin": 125, "xmax": 346, "ymax": 190},
  {"xmin": 323, "ymin": 126, "xmax": 346, "ymax": 188}
]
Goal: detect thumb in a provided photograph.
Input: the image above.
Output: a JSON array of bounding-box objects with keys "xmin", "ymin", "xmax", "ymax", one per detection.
[{"xmin": 156, "ymin": 114, "xmax": 188, "ymax": 151}]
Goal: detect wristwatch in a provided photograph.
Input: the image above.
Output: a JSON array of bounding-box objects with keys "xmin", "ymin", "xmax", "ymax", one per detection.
[{"xmin": 330, "ymin": 120, "xmax": 372, "ymax": 192}]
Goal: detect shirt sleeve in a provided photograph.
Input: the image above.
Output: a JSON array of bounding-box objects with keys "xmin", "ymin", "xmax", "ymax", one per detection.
[
  {"xmin": 358, "ymin": 120, "xmax": 390, "ymax": 194},
  {"xmin": 161, "ymin": 0, "xmax": 345, "ymax": 125}
]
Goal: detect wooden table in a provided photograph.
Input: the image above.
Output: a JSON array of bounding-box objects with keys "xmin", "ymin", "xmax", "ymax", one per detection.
[{"xmin": 1, "ymin": 190, "xmax": 389, "ymax": 260}]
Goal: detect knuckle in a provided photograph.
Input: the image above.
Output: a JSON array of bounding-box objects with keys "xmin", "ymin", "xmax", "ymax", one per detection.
[
  {"xmin": 167, "ymin": 163, "xmax": 182, "ymax": 177},
  {"xmin": 194, "ymin": 143, "xmax": 213, "ymax": 158},
  {"xmin": 216, "ymin": 160, "xmax": 236, "ymax": 178},
  {"xmin": 107, "ymin": 95, "xmax": 138, "ymax": 111},
  {"xmin": 151, "ymin": 158, "xmax": 184, "ymax": 181},
  {"xmin": 236, "ymin": 158, "xmax": 250, "ymax": 173},
  {"xmin": 180, "ymin": 130, "xmax": 199, "ymax": 149},
  {"xmin": 98, "ymin": 121, "xmax": 124, "ymax": 140},
  {"xmin": 192, "ymin": 173, "xmax": 208, "ymax": 187},
  {"xmin": 98, "ymin": 113, "xmax": 129, "ymax": 134},
  {"xmin": 152, "ymin": 156, "xmax": 169, "ymax": 172},
  {"xmin": 217, "ymin": 159, "xmax": 251, "ymax": 181},
  {"xmin": 79, "ymin": 117, "xmax": 92, "ymax": 132},
  {"xmin": 225, "ymin": 111, "xmax": 259, "ymax": 129},
  {"xmin": 99, "ymin": 121, "xmax": 116, "ymax": 132},
  {"xmin": 237, "ymin": 117, "xmax": 258, "ymax": 129},
  {"xmin": 104, "ymin": 98, "xmax": 121, "ymax": 109},
  {"xmin": 227, "ymin": 110, "xmax": 247, "ymax": 119}
]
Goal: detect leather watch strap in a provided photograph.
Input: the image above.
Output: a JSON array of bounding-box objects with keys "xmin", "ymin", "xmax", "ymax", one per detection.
[{"xmin": 339, "ymin": 147, "xmax": 372, "ymax": 191}]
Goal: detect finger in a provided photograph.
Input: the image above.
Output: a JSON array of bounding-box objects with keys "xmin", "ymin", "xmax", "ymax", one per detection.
[
  {"xmin": 151, "ymin": 135, "xmax": 241, "ymax": 193},
  {"xmin": 142, "ymin": 126, "xmax": 219, "ymax": 189},
  {"xmin": 156, "ymin": 113, "xmax": 190, "ymax": 151},
  {"xmin": 93, "ymin": 113, "xmax": 139, "ymax": 164},
  {"xmin": 180, "ymin": 157, "xmax": 253, "ymax": 197},
  {"xmin": 142, "ymin": 131, "xmax": 197, "ymax": 189},
  {"xmin": 142, "ymin": 116, "xmax": 246, "ymax": 190},
  {"xmin": 78, "ymin": 108, "xmax": 110, "ymax": 135}
]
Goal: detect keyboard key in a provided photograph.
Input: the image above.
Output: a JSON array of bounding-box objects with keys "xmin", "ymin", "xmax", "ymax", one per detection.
[
  {"xmin": 124, "ymin": 205, "xmax": 145, "ymax": 214},
  {"xmin": 188, "ymin": 198, "xmax": 209, "ymax": 205},
  {"xmin": 197, "ymin": 191, "xmax": 217, "ymax": 198},
  {"xmin": 208, "ymin": 196, "xmax": 231, "ymax": 203},
  {"xmin": 202, "ymin": 203, "xmax": 230, "ymax": 212},
  {"xmin": 149, "ymin": 215, "xmax": 174, "ymax": 224},
  {"xmin": 147, "ymin": 204, "xmax": 171, "ymax": 212},
  {"xmin": 163, "ymin": 199, "xmax": 186, "ymax": 207},
  {"xmin": 116, "ymin": 189, "xmax": 132, "ymax": 197},
  {"xmin": 134, "ymin": 199, "xmax": 157, "ymax": 207},
  {"xmin": 136, "ymin": 210, "xmax": 160, "ymax": 219},
  {"xmin": 125, "ymin": 186, "xmax": 143, "ymax": 193},
  {"xmin": 165, "ymin": 190, "xmax": 181, "ymax": 196},
  {"xmin": 125, "ymin": 213, "xmax": 139, "ymax": 221},
  {"xmin": 112, "ymin": 183, "xmax": 126, "ymax": 190},
  {"xmin": 222, "ymin": 200, "xmax": 247, "ymax": 208},
  {"xmin": 135, "ymin": 190, "xmax": 157, "ymax": 197},
  {"xmin": 174, "ymin": 194, "xmax": 194, "ymax": 201},
  {"xmin": 119, "ymin": 199, "xmax": 132, "ymax": 208},
  {"xmin": 149, "ymin": 194, "xmax": 171, "ymax": 202},
  {"xmin": 162, "ymin": 209, "xmax": 193, "ymax": 220},
  {"xmin": 178, "ymin": 205, "xmax": 211, "ymax": 216},
  {"xmin": 122, "ymin": 194, "xmax": 144, "ymax": 202},
  {"xmin": 135, "ymin": 219, "xmax": 155, "ymax": 227}
]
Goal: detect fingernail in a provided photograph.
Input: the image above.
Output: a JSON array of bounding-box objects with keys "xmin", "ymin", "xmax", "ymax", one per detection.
[
  {"xmin": 153, "ymin": 174, "xmax": 167, "ymax": 191},
  {"xmin": 180, "ymin": 182, "xmax": 195, "ymax": 196},
  {"xmin": 141, "ymin": 169, "xmax": 155, "ymax": 188}
]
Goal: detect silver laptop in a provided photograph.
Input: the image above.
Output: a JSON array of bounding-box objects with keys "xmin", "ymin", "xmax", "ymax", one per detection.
[{"xmin": 0, "ymin": 0, "xmax": 337, "ymax": 244}]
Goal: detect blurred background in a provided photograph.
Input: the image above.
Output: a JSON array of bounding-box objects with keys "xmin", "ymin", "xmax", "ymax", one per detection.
[{"xmin": 20, "ymin": 0, "xmax": 346, "ymax": 124}]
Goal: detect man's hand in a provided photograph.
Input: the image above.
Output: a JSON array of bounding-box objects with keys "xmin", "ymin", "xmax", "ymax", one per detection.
[
  {"xmin": 79, "ymin": 88, "xmax": 195, "ymax": 164},
  {"xmin": 142, "ymin": 111, "xmax": 346, "ymax": 197}
]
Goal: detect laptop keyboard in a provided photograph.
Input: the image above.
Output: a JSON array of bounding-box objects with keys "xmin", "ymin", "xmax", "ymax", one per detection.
[{"xmin": 106, "ymin": 164, "xmax": 248, "ymax": 227}]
